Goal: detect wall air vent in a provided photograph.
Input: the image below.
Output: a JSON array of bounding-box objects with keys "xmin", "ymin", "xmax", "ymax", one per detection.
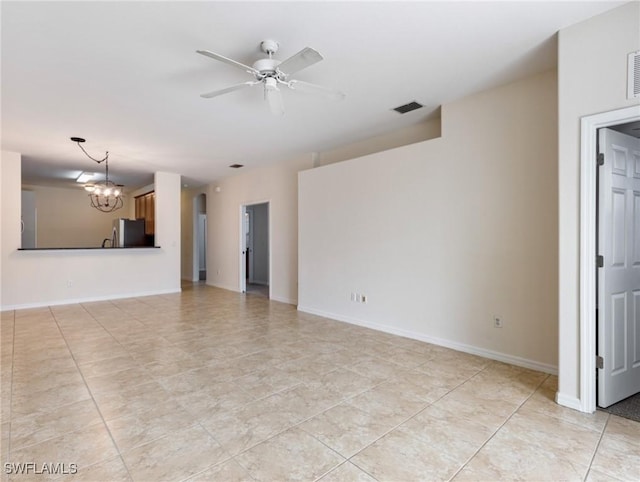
[
  {"xmin": 629, "ymin": 50, "xmax": 640, "ymax": 99},
  {"xmin": 229, "ymin": 164, "xmax": 244, "ymax": 168},
  {"xmin": 393, "ymin": 101, "xmax": 423, "ymax": 114}
]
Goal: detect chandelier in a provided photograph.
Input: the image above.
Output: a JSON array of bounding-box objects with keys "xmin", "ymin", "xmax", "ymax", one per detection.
[{"xmin": 71, "ymin": 137, "xmax": 124, "ymax": 213}]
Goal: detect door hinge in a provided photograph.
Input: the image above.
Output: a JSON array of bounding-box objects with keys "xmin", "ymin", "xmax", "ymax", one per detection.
[
  {"xmin": 597, "ymin": 153, "xmax": 605, "ymax": 166},
  {"xmin": 597, "ymin": 255, "xmax": 604, "ymax": 268},
  {"xmin": 596, "ymin": 355, "xmax": 604, "ymax": 369}
]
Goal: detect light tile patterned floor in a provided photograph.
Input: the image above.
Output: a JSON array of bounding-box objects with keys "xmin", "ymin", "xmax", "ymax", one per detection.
[{"xmin": 1, "ymin": 284, "xmax": 638, "ymax": 481}]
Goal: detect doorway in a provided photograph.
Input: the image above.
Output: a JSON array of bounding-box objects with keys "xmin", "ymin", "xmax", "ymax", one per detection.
[
  {"xmin": 579, "ymin": 105, "xmax": 640, "ymax": 413},
  {"xmin": 596, "ymin": 123, "xmax": 640, "ymax": 409},
  {"xmin": 240, "ymin": 201, "xmax": 270, "ymax": 297},
  {"xmin": 193, "ymin": 193, "xmax": 207, "ymax": 282}
]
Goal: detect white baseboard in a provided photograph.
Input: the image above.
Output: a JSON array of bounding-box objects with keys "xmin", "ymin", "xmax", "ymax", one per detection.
[
  {"xmin": 270, "ymin": 295, "xmax": 297, "ymax": 305},
  {"xmin": 206, "ymin": 282, "xmax": 240, "ymax": 293},
  {"xmin": 555, "ymin": 392, "xmax": 585, "ymax": 412},
  {"xmin": 297, "ymin": 305, "xmax": 558, "ymax": 375},
  {"xmin": 202, "ymin": 282, "xmax": 294, "ymax": 304},
  {"xmin": 198, "ymin": 282, "xmax": 296, "ymax": 305},
  {"xmin": 1, "ymin": 288, "xmax": 182, "ymax": 312}
]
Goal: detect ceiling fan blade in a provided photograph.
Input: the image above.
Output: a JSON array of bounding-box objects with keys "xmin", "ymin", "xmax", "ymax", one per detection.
[
  {"xmin": 265, "ymin": 87, "xmax": 285, "ymax": 116},
  {"xmin": 196, "ymin": 49, "xmax": 259, "ymax": 75},
  {"xmin": 276, "ymin": 47, "xmax": 323, "ymax": 77},
  {"xmin": 288, "ymin": 80, "xmax": 346, "ymax": 101},
  {"xmin": 200, "ymin": 81, "xmax": 256, "ymax": 99}
]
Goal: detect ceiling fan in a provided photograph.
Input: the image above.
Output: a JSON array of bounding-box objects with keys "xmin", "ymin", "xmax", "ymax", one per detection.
[{"xmin": 196, "ymin": 39, "xmax": 345, "ymax": 115}]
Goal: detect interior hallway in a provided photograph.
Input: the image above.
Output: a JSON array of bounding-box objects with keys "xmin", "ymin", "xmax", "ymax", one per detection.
[
  {"xmin": 245, "ymin": 283, "xmax": 269, "ymax": 298},
  {"xmin": 1, "ymin": 285, "xmax": 638, "ymax": 481}
]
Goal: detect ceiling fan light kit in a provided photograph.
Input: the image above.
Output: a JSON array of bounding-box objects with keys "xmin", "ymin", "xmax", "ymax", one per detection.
[{"xmin": 197, "ymin": 39, "xmax": 345, "ymax": 115}]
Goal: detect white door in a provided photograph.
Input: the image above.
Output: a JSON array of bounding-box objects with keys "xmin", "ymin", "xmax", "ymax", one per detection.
[
  {"xmin": 198, "ymin": 214, "xmax": 207, "ymax": 280},
  {"xmin": 247, "ymin": 208, "xmax": 255, "ymax": 283},
  {"xmin": 597, "ymin": 128, "xmax": 640, "ymax": 407},
  {"xmin": 239, "ymin": 206, "xmax": 249, "ymax": 293}
]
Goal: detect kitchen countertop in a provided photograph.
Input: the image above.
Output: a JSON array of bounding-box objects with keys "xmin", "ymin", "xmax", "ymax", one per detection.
[{"xmin": 18, "ymin": 246, "xmax": 161, "ymax": 251}]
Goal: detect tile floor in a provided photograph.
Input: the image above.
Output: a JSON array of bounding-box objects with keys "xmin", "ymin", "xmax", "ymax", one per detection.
[{"xmin": 1, "ymin": 285, "xmax": 638, "ymax": 481}]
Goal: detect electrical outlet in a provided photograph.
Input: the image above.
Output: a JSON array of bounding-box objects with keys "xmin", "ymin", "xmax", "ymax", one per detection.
[
  {"xmin": 493, "ymin": 316, "xmax": 503, "ymax": 328},
  {"xmin": 351, "ymin": 293, "xmax": 367, "ymax": 303},
  {"xmin": 67, "ymin": 280, "xmax": 73, "ymax": 288}
]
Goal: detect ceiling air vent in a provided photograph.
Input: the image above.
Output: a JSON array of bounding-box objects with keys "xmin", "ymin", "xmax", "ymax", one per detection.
[
  {"xmin": 629, "ymin": 50, "xmax": 640, "ymax": 99},
  {"xmin": 229, "ymin": 164, "xmax": 244, "ymax": 169},
  {"xmin": 393, "ymin": 101, "xmax": 423, "ymax": 114}
]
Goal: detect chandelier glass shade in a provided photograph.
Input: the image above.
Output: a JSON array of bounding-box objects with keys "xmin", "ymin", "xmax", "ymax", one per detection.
[
  {"xmin": 71, "ymin": 137, "xmax": 124, "ymax": 213},
  {"xmin": 84, "ymin": 178, "xmax": 124, "ymax": 212}
]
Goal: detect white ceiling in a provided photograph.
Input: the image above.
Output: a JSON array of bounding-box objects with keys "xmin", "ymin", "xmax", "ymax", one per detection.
[{"xmin": 1, "ymin": 1, "xmax": 622, "ymax": 190}]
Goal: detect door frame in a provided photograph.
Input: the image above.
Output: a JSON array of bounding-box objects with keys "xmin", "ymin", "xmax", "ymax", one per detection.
[
  {"xmin": 246, "ymin": 206, "xmax": 255, "ymax": 283},
  {"xmin": 192, "ymin": 194, "xmax": 207, "ymax": 282},
  {"xmin": 239, "ymin": 200, "xmax": 271, "ymax": 295},
  {"xmin": 197, "ymin": 213, "xmax": 207, "ymax": 280},
  {"xmin": 579, "ymin": 105, "xmax": 640, "ymax": 413}
]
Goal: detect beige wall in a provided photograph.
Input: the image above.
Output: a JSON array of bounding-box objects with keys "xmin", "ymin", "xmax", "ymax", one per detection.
[
  {"xmin": 299, "ymin": 69, "xmax": 559, "ymax": 372},
  {"xmin": 206, "ymin": 156, "xmax": 313, "ymax": 304},
  {"xmin": 557, "ymin": 2, "xmax": 640, "ymax": 407},
  {"xmin": 154, "ymin": 171, "xmax": 182, "ymax": 287},
  {"xmin": 1, "ymin": 151, "xmax": 182, "ymax": 310},
  {"xmin": 21, "ymin": 184, "xmax": 130, "ymax": 248},
  {"xmin": 181, "ymin": 186, "xmax": 207, "ymax": 281},
  {"xmin": 317, "ymin": 118, "xmax": 442, "ymax": 167}
]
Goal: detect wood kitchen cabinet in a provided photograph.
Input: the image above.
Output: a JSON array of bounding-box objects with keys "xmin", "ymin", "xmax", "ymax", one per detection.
[{"xmin": 135, "ymin": 191, "xmax": 155, "ymax": 236}]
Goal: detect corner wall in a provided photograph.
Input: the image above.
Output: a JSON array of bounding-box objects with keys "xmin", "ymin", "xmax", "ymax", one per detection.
[
  {"xmin": 1, "ymin": 152, "xmax": 182, "ymax": 310},
  {"xmin": 206, "ymin": 156, "xmax": 313, "ymax": 304},
  {"xmin": 317, "ymin": 118, "xmax": 442, "ymax": 167},
  {"xmin": 557, "ymin": 2, "xmax": 640, "ymax": 408},
  {"xmin": 299, "ymin": 69, "xmax": 559, "ymax": 372}
]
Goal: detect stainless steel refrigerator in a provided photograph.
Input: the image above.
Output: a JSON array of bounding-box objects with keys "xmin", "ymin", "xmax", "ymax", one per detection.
[{"xmin": 112, "ymin": 218, "xmax": 146, "ymax": 247}]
